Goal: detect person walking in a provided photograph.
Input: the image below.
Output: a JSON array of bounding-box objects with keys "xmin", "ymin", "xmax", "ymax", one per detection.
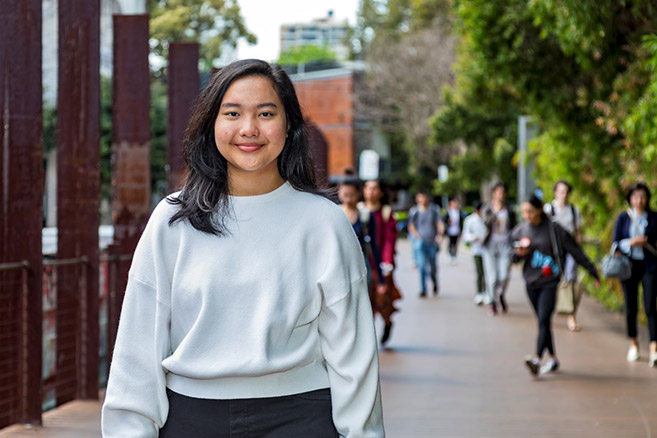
[
  {"xmin": 482, "ymin": 182, "xmax": 517, "ymax": 315},
  {"xmin": 361, "ymin": 179, "xmax": 402, "ymax": 345},
  {"xmin": 612, "ymin": 183, "xmax": 657, "ymax": 367},
  {"xmin": 512, "ymin": 195, "xmax": 599, "ymax": 377},
  {"xmin": 444, "ymin": 197, "xmax": 465, "ymax": 263},
  {"xmin": 463, "ymin": 201, "xmax": 487, "ymax": 305},
  {"xmin": 408, "ymin": 190, "xmax": 444, "ymax": 297},
  {"xmin": 101, "ymin": 59, "xmax": 384, "ymax": 437},
  {"xmin": 544, "ymin": 180, "xmax": 584, "ymax": 331}
]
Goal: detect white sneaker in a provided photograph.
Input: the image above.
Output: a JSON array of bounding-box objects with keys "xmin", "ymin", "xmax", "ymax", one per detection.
[
  {"xmin": 483, "ymin": 295, "xmax": 492, "ymax": 305},
  {"xmin": 473, "ymin": 293, "xmax": 484, "ymax": 305},
  {"xmin": 650, "ymin": 353, "xmax": 657, "ymax": 368},
  {"xmin": 627, "ymin": 345, "xmax": 640, "ymax": 362},
  {"xmin": 540, "ymin": 358, "xmax": 560, "ymax": 374}
]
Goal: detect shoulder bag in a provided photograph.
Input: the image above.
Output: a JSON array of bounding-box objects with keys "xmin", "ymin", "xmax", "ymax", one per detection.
[{"xmin": 601, "ymin": 242, "xmax": 632, "ymax": 281}]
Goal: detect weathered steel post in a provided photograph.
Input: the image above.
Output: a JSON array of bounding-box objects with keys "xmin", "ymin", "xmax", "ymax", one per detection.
[
  {"xmin": 56, "ymin": 0, "xmax": 100, "ymax": 405},
  {"xmin": 167, "ymin": 42, "xmax": 199, "ymax": 193},
  {"xmin": 0, "ymin": 0, "xmax": 44, "ymax": 427},
  {"xmin": 110, "ymin": 14, "xmax": 151, "ymax": 351}
]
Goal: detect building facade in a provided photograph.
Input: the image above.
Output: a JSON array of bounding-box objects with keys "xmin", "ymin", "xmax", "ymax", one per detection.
[{"xmin": 280, "ymin": 10, "xmax": 349, "ymax": 60}]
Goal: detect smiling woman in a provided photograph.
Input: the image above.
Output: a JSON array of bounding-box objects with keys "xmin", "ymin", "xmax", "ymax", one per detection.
[{"xmin": 101, "ymin": 59, "xmax": 385, "ymax": 438}]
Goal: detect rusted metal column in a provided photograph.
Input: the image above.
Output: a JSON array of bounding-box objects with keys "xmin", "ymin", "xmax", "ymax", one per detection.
[
  {"xmin": 167, "ymin": 42, "xmax": 199, "ymax": 193},
  {"xmin": 111, "ymin": 15, "xmax": 151, "ymax": 350},
  {"xmin": 56, "ymin": 0, "xmax": 100, "ymax": 405},
  {"xmin": 0, "ymin": 0, "xmax": 43, "ymax": 427}
]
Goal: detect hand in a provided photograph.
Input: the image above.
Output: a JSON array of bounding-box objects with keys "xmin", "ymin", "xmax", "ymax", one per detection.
[
  {"xmin": 595, "ymin": 279, "xmax": 601, "ymax": 288},
  {"xmin": 376, "ymin": 284, "xmax": 388, "ymax": 296},
  {"xmin": 515, "ymin": 246, "xmax": 529, "ymax": 257},
  {"xmin": 631, "ymin": 236, "xmax": 648, "ymax": 247}
]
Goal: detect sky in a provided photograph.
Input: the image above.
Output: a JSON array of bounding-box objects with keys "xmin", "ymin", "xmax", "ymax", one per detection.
[{"xmin": 235, "ymin": 0, "xmax": 360, "ymax": 62}]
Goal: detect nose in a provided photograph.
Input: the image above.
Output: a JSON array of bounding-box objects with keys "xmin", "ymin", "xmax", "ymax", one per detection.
[{"xmin": 239, "ymin": 116, "xmax": 259, "ymax": 138}]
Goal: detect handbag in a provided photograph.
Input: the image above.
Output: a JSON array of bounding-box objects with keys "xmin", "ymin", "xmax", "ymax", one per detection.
[
  {"xmin": 547, "ymin": 221, "xmax": 580, "ymax": 314},
  {"xmin": 601, "ymin": 242, "xmax": 632, "ymax": 281},
  {"xmin": 555, "ymin": 280, "xmax": 585, "ymax": 315}
]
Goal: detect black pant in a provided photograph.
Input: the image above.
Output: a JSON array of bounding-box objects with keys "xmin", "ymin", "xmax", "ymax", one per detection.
[
  {"xmin": 474, "ymin": 254, "xmax": 485, "ymax": 294},
  {"xmin": 448, "ymin": 235, "xmax": 459, "ymax": 257},
  {"xmin": 621, "ymin": 259, "xmax": 657, "ymax": 342},
  {"xmin": 527, "ymin": 284, "xmax": 557, "ymax": 358},
  {"xmin": 160, "ymin": 388, "xmax": 339, "ymax": 438}
]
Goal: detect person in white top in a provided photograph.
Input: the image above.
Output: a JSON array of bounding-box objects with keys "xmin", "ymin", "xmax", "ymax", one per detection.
[
  {"xmin": 544, "ymin": 180, "xmax": 584, "ymax": 332},
  {"xmin": 463, "ymin": 201, "xmax": 488, "ymax": 305},
  {"xmin": 101, "ymin": 59, "xmax": 384, "ymax": 437}
]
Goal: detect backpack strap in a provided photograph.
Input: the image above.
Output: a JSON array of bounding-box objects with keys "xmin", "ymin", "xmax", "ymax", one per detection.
[
  {"xmin": 548, "ymin": 221, "xmax": 565, "ymax": 279},
  {"xmin": 570, "ymin": 204, "xmax": 578, "ymax": 234}
]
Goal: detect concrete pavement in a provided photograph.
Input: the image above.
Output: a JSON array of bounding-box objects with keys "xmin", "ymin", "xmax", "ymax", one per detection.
[{"xmin": 1, "ymin": 238, "xmax": 656, "ymax": 437}]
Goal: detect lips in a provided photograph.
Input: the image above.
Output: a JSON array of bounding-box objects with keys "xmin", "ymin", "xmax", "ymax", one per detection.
[{"xmin": 236, "ymin": 143, "xmax": 263, "ymax": 152}]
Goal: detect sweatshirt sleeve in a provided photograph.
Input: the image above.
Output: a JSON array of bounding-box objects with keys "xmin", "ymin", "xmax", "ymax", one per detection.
[
  {"xmin": 316, "ymin": 206, "xmax": 385, "ymax": 437},
  {"xmin": 102, "ymin": 277, "xmax": 171, "ymax": 437},
  {"xmin": 559, "ymin": 225, "xmax": 599, "ymax": 280},
  {"xmin": 102, "ymin": 199, "xmax": 177, "ymax": 437}
]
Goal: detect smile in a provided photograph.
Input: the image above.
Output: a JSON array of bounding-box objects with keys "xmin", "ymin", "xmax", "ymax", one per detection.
[{"xmin": 236, "ymin": 143, "xmax": 264, "ymax": 152}]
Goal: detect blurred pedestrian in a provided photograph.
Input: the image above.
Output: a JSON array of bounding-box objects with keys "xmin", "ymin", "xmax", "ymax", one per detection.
[
  {"xmin": 482, "ymin": 182, "xmax": 517, "ymax": 315},
  {"xmin": 512, "ymin": 195, "xmax": 599, "ymax": 377},
  {"xmin": 463, "ymin": 200, "xmax": 487, "ymax": 305},
  {"xmin": 102, "ymin": 59, "xmax": 384, "ymax": 437},
  {"xmin": 408, "ymin": 190, "xmax": 444, "ymax": 297},
  {"xmin": 544, "ymin": 180, "xmax": 584, "ymax": 331},
  {"xmin": 612, "ymin": 183, "xmax": 657, "ymax": 367},
  {"xmin": 444, "ymin": 197, "xmax": 466, "ymax": 263},
  {"xmin": 361, "ymin": 179, "xmax": 402, "ymax": 345}
]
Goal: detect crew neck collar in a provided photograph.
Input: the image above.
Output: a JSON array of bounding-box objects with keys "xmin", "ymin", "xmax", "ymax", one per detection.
[{"xmin": 229, "ymin": 181, "xmax": 292, "ymax": 205}]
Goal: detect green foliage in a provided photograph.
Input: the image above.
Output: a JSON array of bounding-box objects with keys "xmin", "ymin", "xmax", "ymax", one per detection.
[
  {"xmin": 100, "ymin": 76, "xmax": 112, "ymax": 203},
  {"xmin": 277, "ymin": 45, "xmax": 336, "ymax": 66},
  {"xmin": 148, "ymin": 0, "xmax": 256, "ymax": 70},
  {"xmin": 150, "ymin": 79, "xmax": 168, "ymax": 200},
  {"xmin": 440, "ymin": 0, "xmax": 657, "ymax": 310}
]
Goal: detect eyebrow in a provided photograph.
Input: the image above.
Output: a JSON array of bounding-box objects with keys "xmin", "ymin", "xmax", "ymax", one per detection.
[{"xmin": 220, "ymin": 102, "xmax": 278, "ymax": 109}]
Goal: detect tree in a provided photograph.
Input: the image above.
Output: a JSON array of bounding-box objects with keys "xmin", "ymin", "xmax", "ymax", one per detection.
[
  {"xmin": 277, "ymin": 45, "xmax": 336, "ymax": 66},
  {"xmin": 351, "ymin": 1, "xmax": 456, "ymax": 189},
  {"xmin": 148, "ymin": 0, "xmax": 256, "ymax": 70}
]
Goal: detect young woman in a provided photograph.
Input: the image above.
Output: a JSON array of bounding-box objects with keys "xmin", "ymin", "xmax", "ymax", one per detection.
[
  {"xmin": 482, "ymin": 182, "xmax": 517, "ymax": 315},
  {"xmin": 102, "ymin": 59, "xmax": 384, "ymax": 437},
  {"xmin": 612, "ymin": 183, "xmax": 657, "ymax": 367},
  {"xmin": 544, "ymin": 180, "xmax": 584, "ymax": 331},
  {"xmin": 361, "ymin": 179, "xmax": 402, "ymax": 345},
  {"xmin": 512, "ymin": 196, "xmax": 599, "ymax": 377}
]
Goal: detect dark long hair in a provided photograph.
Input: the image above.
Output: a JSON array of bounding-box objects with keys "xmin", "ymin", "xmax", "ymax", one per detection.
[
  {"xmin": 625, "ymin": 182, "xmax": 652, "ymax": 212},
  {"xmin": 168, "ymin": 59, "xmax": 325, "ymax": 235}
]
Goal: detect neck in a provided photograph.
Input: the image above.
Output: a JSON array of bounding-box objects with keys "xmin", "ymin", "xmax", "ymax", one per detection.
[
  {"xmin": 228, "ymin": 167, "xmax": 285, "ymax": 196},
  {"xmin": 634, "ymin": 207, "xmax": 645, "ymax": 215},
  {"xmin": 554, "ymin": 199, "xmax": 567, "ymax": 208},
  {"xmin": 365, "ymin": 200, "xmax": 381, "ymax": 211}
]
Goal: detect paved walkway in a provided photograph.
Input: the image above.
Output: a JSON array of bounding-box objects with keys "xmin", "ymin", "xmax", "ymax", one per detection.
[{"xmin": 1, "ymin": 239, "xmax": 656, "ymax": 437}]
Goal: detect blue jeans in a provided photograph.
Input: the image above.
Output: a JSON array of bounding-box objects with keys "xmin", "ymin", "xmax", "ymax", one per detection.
[{"xmin": 416, "ymin": 240, "xmax": 438, "ymax": 292}]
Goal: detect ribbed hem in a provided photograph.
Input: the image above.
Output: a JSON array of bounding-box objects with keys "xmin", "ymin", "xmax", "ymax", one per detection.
[{"xmin": 166, "ymin": 361, "xmax": 330, "ymax": 400}]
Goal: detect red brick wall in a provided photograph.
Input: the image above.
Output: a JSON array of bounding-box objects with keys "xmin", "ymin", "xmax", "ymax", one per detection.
[{"xmin": 293, "ymin": 74, "xmax": 354, "ymax": 176}]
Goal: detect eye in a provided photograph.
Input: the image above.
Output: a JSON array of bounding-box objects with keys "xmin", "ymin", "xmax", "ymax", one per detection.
[
  {"xmin": 224, "ymin": 111, "xmax": 239, "ymax": 117},
  {"xmin": 260, "ymin": 111, "xmax": 274, "ymax": 118}
]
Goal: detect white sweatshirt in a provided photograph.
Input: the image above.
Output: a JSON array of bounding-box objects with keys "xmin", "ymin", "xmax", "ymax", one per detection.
[{"xmin": 102, "ymin": 182, "xmax": 384, "ymax": 437}]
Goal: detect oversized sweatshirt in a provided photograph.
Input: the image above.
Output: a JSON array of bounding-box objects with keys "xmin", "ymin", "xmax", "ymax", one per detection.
[
  {"xmin": 510, "ymin": 219, "xmax": 599, "ymax": 288},
  {"xmin": 101, "ymin": 182, "xmax": 384, "ymax": 437}
]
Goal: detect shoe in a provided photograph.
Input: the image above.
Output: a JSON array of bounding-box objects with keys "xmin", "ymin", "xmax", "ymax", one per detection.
[
  {"xmin": 488, "ymin": 302, "xmax": 498, "ymax": 316},
  {"xmin": 419, "ymin": 291, "xmax": 427, "ymax": 298},
  {"xmin": 567, "ymin": 319, "xmax": 581, "ymax": 332},
  {"xmin": 433, "ymin": 284, "xmax": 438, "ymax": 296},
  {"xmin": 524, "ymin": 355, "xmax": 540, "ymax": 376},
  {"xmin": 483, "ymin": 295, "xmax": 492, "ymax": 305},
  {"xmin": 381, "ymin": 323, "xmax": 393, "ymax": 345},
  {"xmin": 474, "ymin": 293, "xmax": 484, "ymax": 305},
  {"xmin": 499, "ymin": 295, "xmax": 508, "ymax": 314},
  {"xmin": 649, "ymin": 353, "xmax": 657, "ymax": 368},
  {"xmin": 540, "ymin": 358, "xmax": 560, "ymax": 374},
  {"xmin": 627, "ymin": 345, "xmax": 640, "ymax": 362}
]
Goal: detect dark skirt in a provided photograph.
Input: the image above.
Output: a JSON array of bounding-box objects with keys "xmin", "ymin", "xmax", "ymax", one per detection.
[{"xmin": 159, "ymin": 387, "xmax": 339, "ymax": 438}]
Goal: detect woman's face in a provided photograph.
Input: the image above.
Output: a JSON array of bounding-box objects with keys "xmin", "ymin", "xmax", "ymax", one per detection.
[
  {"xmin": 521, "ymin": 202, "xmax": 542, "ymax": 225},
  {"xmin": 554, "ymin": 182, "xmax": 570, "ymax": 203},
  {"xmin": 363, "ymin": 181, "xmax": 382, "ymax": 203},
  {"xmin": 338, "ymin": 185, "xmax": 359, "ymax": 208},
  {"xmin": 630, "ymin": 189, "xmax": 648, "ymax": 211},
  {"xmin": 214, "ymin": 75, "xmax": 287, "ymax": 180},
  {"xmin": 492, "ymin": 186, "xmax": 506, "ymax": 202}
]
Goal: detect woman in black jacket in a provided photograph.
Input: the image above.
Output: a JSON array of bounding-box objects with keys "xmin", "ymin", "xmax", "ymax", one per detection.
[
  {"xmin": 612, "ymin": 183, "xmax": 657, "ymax": 367},
  {"xmin": 511, "ymin": 196, "xmax": 599, "ymax": 377}
]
